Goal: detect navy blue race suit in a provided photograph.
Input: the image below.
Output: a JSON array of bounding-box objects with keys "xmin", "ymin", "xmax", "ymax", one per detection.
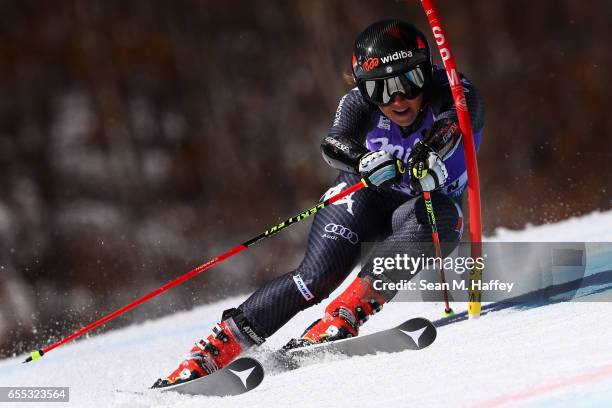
[{"xmin": 235, "ymin": 66, "xmax": 485, "ymax": 342}]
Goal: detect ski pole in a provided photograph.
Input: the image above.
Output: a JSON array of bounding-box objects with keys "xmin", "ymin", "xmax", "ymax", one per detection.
[
  {"xmin": 422, "ymin": 191, "xmax": 454, "ymax": 316},
  {"xmin": 23, "ymin": 180, "xmax": 367, "ymax": 363}
]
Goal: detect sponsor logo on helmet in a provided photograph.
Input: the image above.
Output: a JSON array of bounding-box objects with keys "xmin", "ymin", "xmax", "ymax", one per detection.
[
  {"xmin": 380, "ymin": 50, "xmax": 413, "ymax": 64},
  {"xmin": 323, "ymin": 223, "xmax": 359, "ymax": 244},
  {"xmin": 363, "ymin": 57, "xmax": 380, "ymax": 71}
]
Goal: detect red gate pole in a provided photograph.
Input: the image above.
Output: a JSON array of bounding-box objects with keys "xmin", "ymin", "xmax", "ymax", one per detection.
[{"xmin": 417, "ymin": 0, "xmax": 484, "ymax": 318}]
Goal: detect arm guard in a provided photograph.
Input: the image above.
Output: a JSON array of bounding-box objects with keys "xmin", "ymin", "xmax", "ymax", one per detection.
[
  {"xmin": 425, "ymin": 73, "xmax": 485, "ymax": 159},
  {"xmin": 320, "ymin": 89, "xmax": 376, "ymax": 173},
  {"xmin": 423, "ymin": 118, "xmax": 462, "ymax": 160},
  {"xmin": 321, "ymin": 134, "xmax": 369, "ymax": 173}
]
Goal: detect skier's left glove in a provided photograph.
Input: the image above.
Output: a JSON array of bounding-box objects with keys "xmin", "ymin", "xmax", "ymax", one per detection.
[
  {"xmin": 358, "ymin": 151, "xmax": 404, "ymax": 189},
  {"xmin": 407, "ymin": 141, "xmax": 448, "ymax": 192}
]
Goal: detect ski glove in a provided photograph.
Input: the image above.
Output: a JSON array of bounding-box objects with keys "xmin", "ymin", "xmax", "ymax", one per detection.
[
  {"xmin": 407, "ymin": 142, "xmax": 448, "ymax": 192},
  {"xmin": 358, "ymin": 150, "xmax": 404, "ymax": 189}
]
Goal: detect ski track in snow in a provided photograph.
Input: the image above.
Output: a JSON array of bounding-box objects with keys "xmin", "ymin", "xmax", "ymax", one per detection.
[{"xmin": 1, "ymin": 212, "xmax": 612, "ymax": 407}]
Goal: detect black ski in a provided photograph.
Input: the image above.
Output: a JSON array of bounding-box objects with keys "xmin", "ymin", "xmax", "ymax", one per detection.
[
  {"xmin": 148, "ymin": 357, "xmax": 264, "ymax": 397},
  {"xmin": 270, "ymin": 317, "xmax": 436, "ymax": 371}
]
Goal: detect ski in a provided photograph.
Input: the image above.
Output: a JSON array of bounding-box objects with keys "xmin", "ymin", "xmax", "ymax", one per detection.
[
  {"xmin": 159, "ymin": 357, "xmax": 264, "ymax": 396},
  {"xmin": 117, "ymin": 357, "xmax": 265, "ymax": 397},
  {"xmin": 271, "ymin": 317, "xmax": 436, "ymax": 371},
  {"xmin": 121, "ymin": 319, "xmax": 434, "ymax": 396}
]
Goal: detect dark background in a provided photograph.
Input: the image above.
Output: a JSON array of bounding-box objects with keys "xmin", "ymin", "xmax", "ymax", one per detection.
[{"xmin": 0, "ymin": 0, "xmax": 610, "ymax": 357}]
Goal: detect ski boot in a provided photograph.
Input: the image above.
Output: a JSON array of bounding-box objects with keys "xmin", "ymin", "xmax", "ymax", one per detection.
[
  {"xmin": 284, "ymin": 277, "xmax": 385, "ymax": 350},
  {"xmin": 152, "ymin": 308, "xmax": 264, "ymax": 388}
]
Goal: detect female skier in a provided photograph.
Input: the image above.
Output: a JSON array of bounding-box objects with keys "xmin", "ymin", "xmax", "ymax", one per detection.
[{"xmin": 154, "ymin": 18, "xmax": 484, "ymax": 387}]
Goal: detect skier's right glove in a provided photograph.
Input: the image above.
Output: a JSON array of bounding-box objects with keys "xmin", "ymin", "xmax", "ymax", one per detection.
[
  {"xmin": 358, "ymin": 150, "xmax": 404, "ymax": 189},
  {"xmin": 406, "ymin": 141, "xmax": 448, "ymax": 192}
]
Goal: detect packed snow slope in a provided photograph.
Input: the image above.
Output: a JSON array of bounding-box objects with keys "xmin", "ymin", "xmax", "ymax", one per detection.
[{"xmin": 2, "ymin": 211, "xmax": 612, "ymax": 407}]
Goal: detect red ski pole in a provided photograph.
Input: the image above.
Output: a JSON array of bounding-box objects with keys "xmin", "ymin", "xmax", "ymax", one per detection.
[{"xmin": 23, "ymin": 180, "xmax": 367, "ymax": 363}]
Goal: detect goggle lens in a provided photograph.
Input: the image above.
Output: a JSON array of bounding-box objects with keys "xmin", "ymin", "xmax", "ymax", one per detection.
[{"xmin": 359, "ymin": 66, "xmax": 425, "ymax": 106}]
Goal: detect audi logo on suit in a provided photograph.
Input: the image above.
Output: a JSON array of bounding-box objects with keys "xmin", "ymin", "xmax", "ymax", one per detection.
[{"xmin": 323, "ymin": 223, "xmax": 359, "ymax": 244}]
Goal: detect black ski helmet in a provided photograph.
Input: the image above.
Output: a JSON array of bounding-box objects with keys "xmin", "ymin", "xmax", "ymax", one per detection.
[{"xmin": 352, "ymin": 19, "xmax": 433, "ymax": 104}]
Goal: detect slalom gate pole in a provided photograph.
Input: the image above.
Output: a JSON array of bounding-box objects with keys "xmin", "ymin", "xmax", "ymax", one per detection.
[
  {"xmin": 23, "ymin": 180, "xmax": 367, "ymax": 363},
  {"xmin": 422, "ymin": 191, "xmax": 454, "ymax": 316},
  {"xmin": 416, "ymin": 0, "xmax": 484, "ymax": 318}
]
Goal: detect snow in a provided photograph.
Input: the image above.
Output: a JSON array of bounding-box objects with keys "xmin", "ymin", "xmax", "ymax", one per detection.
[
  {"xmin": 1, "ymin": 212, "xmax": 612, "ymax": 407},
  {"xmin": 492, "ymin": 210, "xmax": 612, "ymax": 241}
]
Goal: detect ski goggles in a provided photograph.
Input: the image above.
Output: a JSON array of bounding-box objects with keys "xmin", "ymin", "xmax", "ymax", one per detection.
[{"xmin": 356, "ymin": 66, "xmax": 426, "ymax": 106}]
